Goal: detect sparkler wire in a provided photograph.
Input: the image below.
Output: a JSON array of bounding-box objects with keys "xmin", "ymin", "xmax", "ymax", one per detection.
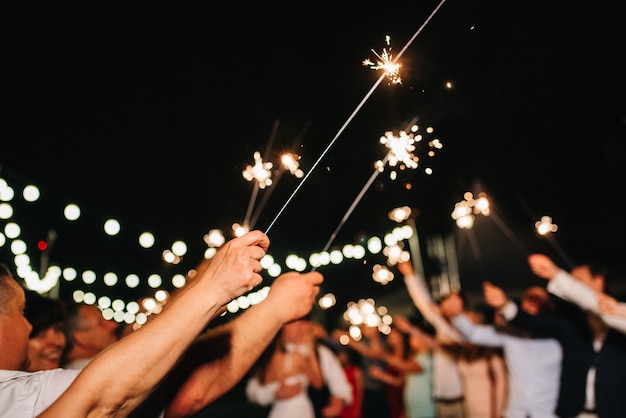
[
  {"xmin": 243, "ymin": 119, "xmax": 281, "ymax": 229},
  {"xmin": 545, "ymin": 234, "xmax": 575, "ymax": 269},
  {"xmin": 311, "ymin": 153, "xmax": 391, "ymax": 272},
  {"xmin": 264, "ymin": 0, "xmax": 447, "ymax": 235}
]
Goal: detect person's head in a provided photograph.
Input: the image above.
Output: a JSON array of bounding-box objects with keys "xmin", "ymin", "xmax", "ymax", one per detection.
[
  {"xmin": 24, "ymin": 290, "xmax": 67, "ymax": 371},
  {"xmin": 520, "ymin": 286, "xmax": 553, "ymax": 315},
  {"xmin": 63, "ymin": 302, "xmax": 119, "ymax": 364},
  {"xmin": 0, "ymin": 263, "xmax": 33, "ymax": 370},
  {"xmin": 570, "ymin": 263, "xmax": 607, "ymax": 293},
  {"xmin": 281, "ymin": 317, "xmax": 313, "ymax": 343}
]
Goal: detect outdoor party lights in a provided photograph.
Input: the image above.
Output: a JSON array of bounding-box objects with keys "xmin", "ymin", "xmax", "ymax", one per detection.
[
  {"xmin": 0, "ymin": 202, "xmax": 12, "ymax": 219},
  {"xmin": 64, "ymin": 204, "xmax": 81, "ymax": 221},
  {"xmin": 103, "ymin": 219, "xmax": 121, "ymax": 236},
  {"xmin": 22, "ymin": 185, "xmax": 40, "ymax": 202},
  {"xmin": 138, "ymin": 232, "xmax": 155, "ymax": 248}
]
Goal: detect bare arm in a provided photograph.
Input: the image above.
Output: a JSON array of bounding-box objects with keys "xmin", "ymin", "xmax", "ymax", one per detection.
[
  {"xmin": 38, "ymin": 231, "xmax": 270, "ymax": 418},
  {"xmin": 164, "ymin": 270, "xmax": 323, "ymax": 418}
]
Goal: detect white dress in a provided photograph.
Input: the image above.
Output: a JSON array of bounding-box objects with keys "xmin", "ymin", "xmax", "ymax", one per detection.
[{"xmin": 267, "ymin": 373, "xmax": 314, "ymax": 418}]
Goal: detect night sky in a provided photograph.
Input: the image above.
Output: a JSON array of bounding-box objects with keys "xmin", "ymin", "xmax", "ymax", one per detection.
[{"xmin": 1, "ymin": 1, "xmax": 625, "ymax": 323}]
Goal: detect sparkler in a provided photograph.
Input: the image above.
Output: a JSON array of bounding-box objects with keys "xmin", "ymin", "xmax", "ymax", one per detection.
[
  {"xmin": 535, "ymin": 215, "xmax": 574, "ymax": 268},
  {"xmin": 248, "ymin": 120, "xmax": 311, "ymax": 230},
  {"xmin": 363, "ymin": 35, "xmax": 402, "ymax": 85},
  {"xmin": 263, "ymin": 0, "xmax": 448, "ymax": 235},
  {"xmin": 452, "ymin": 191, "xmax": 528, "ymax": 256},
  {"xmin": 312, "ymin": 126, "xmax": 442, "ymax": 270}
]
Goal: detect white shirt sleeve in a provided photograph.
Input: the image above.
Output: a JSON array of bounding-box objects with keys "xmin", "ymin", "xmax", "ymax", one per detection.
[
  {"xmin": 403, "ymin": 273, "xmax": 464, "ymax": 343},
  {"xmin": 548, "ymin": 270, "xmax": 626, "ymax": 334},
  {"xmin": 317, "ymin": 345, "xmax": 352, "ymax": 405},
  {"xmin": 245, "ymin": 374, "xmax": 279, "ymax": 406},
  {"xmin": 451, "ymin": 313, "xmax": 505, "ymax": 346},
  {"xmin": 500, "ymin": 300, "xmax": 519, "ymax": 321},
  {"xmin": 0, "ymin": 368, "xmax": 80, "ymax": 417}
]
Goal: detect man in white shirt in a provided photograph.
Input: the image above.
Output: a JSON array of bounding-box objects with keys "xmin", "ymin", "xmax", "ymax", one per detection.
[{"xmin": 0, "ymin": 231, "xmax": 324, "ymax": 418}]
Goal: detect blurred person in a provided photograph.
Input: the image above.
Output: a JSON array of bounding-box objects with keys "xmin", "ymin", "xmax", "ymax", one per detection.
[
  {"xmin": 336, "ymin": 345, "xmax": 363, "ymax": 418},
  {"xmin": 528, "ymin": 254, "xmax": 626, "ymax": 334},
  {"xmin": 309, "ymin": 321, "xmax": 355, "ymax": 418},
  {"xmin": 394, "ymin": 315, "xmax": 438, "ymax": 418},
  {"xmin": 442, "ymin": 286, "xmax": 562, "ymax": 418},
  {"xmin": 484, "ymin": 254, "xmax": 626, "ymax": 418},
  {"xmin": 62, "ymin": 301, "xmax": 120, "ymax": 369},
  {"xmin": 245, "ymin": 318, "xmax": 324, "ymax": 418},
  {"xmin": 446, "ymin": 300, "xmax": 508, "ymax": 418},
  {"xmin": 398, "ymin": 260, "xmax": 465, "ymax": 418},
  {"xmin": 246, "ymin": 318, "xmax": 353, "ymax": 418},
  {"xmin": 596, "ymin": 293, "xmax": 626, "ymax": 319},
  {"xmin": 0, "ymin": 231, "xmax": 324, "ymax": 418},
  {"xmin": 24, "ymin": 290, "xmax": 68, "ymax": 372},
  {"xmin": 350, "ymin": 324, "xmax": 392, "ymax": 418}
]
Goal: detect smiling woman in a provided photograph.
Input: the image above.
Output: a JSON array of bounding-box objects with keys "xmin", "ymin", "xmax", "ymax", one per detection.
[{"xmin": 24, "ymin": 290, "xmax": 68, "ymax": 372}]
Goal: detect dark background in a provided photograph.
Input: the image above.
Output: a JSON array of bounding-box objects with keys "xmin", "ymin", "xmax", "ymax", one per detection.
[{"xmin": 1, "ymin": 1, "xmax": 625, "ymax": 329}]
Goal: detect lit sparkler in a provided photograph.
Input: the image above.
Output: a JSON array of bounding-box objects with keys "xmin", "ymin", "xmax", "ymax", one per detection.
[
  {"xmin": 263, "ymin": 0, "xmax": 448, "ymax": 235},
  {"xmin": 535, "ymin": 215, "xmax": 574, "ymax": 268},
  {"xmin": 242, "ymin": 151, "xmax": 273, "ymax": 189},
  {"xmin": 312, "ymin": 125, "xmax": 442, "ymax": 267},
  {"xmin": 363, "ymin": 35, "xmax": 402, "ymax": 84}
]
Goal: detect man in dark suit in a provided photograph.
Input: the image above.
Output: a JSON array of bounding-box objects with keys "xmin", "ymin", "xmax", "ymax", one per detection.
[{"xmin": 484, "ymin": 254, "xmax": 626, "ymax": 418}]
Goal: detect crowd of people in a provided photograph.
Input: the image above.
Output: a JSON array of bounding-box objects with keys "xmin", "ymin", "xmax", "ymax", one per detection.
[{"xmin": 2, "ymin": 230, "xmax": 626, "ymax": 418}]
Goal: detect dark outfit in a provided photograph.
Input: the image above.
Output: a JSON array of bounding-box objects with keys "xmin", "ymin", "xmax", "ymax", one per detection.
[{"xmin": 508, "ymin": 299, "xmax": 626, "ymax": 417}]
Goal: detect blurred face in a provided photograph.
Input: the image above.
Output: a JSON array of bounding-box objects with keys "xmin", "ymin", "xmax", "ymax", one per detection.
[
  {"xmin": 521, "ymin": 287, "xmax": 549, "ymax": 315},
  {"xmin": 282, "ymin": 319, "xmax": 311, "ymax": 343},
  {"xmin": 0, "ymin": 279, "xmax": 33, "ymax": 370},
  {"xmin": 27, "ymin": 322, "xmax": 66, "ymax": 371},
  {"xmin": 76, "ymin": 305, "xmax": 119, "ymax": 351}
]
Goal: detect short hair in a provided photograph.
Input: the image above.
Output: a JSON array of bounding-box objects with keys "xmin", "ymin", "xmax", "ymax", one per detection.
[
  {"xmin": 0, "ymin": 262, "xmax": 18, "ymax": 315},
  {"xmin": 24, "ymin": 290, "xmax": 67, "ymax": 338}
]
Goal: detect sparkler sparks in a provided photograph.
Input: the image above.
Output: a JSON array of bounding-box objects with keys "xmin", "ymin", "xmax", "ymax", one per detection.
[
  {"xmin": 378, "ymin": 124, "xmax": 443, "ymax": 178},
  {"xmin": 363, "ymin": 35, "xmax": 402, "ymax": 84},
  {"xmin": 242, "ymin": 151, "xmax": 273, "ymax": 189}
]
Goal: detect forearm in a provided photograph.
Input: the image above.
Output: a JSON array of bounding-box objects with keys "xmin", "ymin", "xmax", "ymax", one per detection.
[
  {"xmin": 40, "ymin": 283, "xmax": 224, "ymax": 418},
  {"xmin": 164, "ymin": 298, "xmax": 284, "ymax": 418},
  {"xmin": 549, "ymin": 271, "xmax": 626, "ymax": 334}
]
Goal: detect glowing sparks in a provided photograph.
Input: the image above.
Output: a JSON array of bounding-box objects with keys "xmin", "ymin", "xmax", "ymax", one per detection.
[
  {"xmin": 242, "ymin": 151, "xmax": 273, "ymax": 189},
  {"xmin": 451, "ymin": 192, "xmax": 491, "ymax": 229},
  {"xmin": 379, "ymin": 130, "xmax": 418, "ymax": 169},
  {"xmin": 377, "ymin": 124, "xmax": 443, "ymax": 179},
  {"xmin": 280, "ymin": 153, "xmax": 304, "ymax": 178},
  {"xmin": 535, "ymin": 216, "xmax": 558, "ymax": 236},
  {"xmin": 363, "ymin": 35, "xmax": 402, "ymax": 84}
]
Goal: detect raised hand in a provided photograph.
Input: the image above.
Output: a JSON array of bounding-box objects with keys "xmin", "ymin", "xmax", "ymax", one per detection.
[
  {"xmin": 194, "ymin": 230, "xmax": 270, "ymax": 305},
  {"xmin": 264, "ymin": 271, "xmax": 323, "ymax": 324},
  {"xmin": 483, "ymin": 282, "xmax": 508, "ymax": 309},
  {"xmin": 528, "ymin": 254, "xmax": 560, "ymax": 280}
]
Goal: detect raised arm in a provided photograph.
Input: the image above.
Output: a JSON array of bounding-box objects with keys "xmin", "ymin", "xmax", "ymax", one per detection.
[
  {"xmin": 441, "ymin": 291, "xmax": 505, "ymax": 347},
  {"xmin": 398, "ymin": 260, "xmax": 463, "ymax": 343},
  {"xmin": 163, "ymin": 270, "xmax": 323, "ymax": 418},
  {"xmin": 528, "ymin": 254, "xmax": 626, "ymax": 334},
  {"xmin": 38, "ymin": 230, "xmax": 270, "ymax": 418}
]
